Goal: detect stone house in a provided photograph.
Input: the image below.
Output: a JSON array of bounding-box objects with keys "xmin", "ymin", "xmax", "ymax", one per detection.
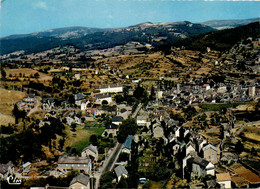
[
  {"xmin": 114, "ymin": 165, "xmax": 128, "ymax": 182},
  {"xmin": 74, "ymin": 93, "xmax": 84, "ymax": 106},
  {"xmin": 95, "ymin": 93, "xmax": 113, "ymax": 105},
  {"xmin": 56, "ymin": 156, "xmax": 91, "ymax": 174},
  {"xmin": 69, "ymin": 174, "xmax": 90, "ymax": 189},
  {"xmin": 122, "ymin": 135, "xmax": 134, "ymax": 154},
  {"xmin": 42, "ymin": 98, "xmax": 55, "ymax": 110},
  {"xmin": 102, "ymin": 124, "xmax": 118, "ymax": 137},
  {"xmin": 202, "ymin": 144, "xmax": 218, "ymax": 164},
  {"xmin": 185, "ymin": 156, "xmax": 215, "ymax": 180},
  {"xmin": 216, "ymin": 173, "xmax": 232, "ymax": 189},
  {"xmin": 81, "ymin": 144, "xmax": 98, "ymax": 161},
  {"xmin": 112, "ymin": 116, "xmax": 123, "ymax": 126},
  {"xmin": 0, "ymin": 161, "xmax": 14, "ymax": 179},
  {"xmin": 186, "ymin": 141, "xmax": 196, "ymax": 156}
]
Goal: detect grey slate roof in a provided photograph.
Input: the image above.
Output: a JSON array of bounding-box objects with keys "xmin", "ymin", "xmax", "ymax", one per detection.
[
  {"xmin": 187, "ymin": 156, "xmax": 210, "ymax": 168},
  {"xmin": 70, "ymin": 174, "xmax": 90, "ymax": 186},
  {"xmin": 202, "ymin": 143, "xmax": 218, "ymax": 152},
  {"xmin": 82, "ymin": 144, "xmax": 98, "ymax": 154},
  {"xmin": 123, "ymin": 135, "xmax": 134, "ymax": 150},
  {"xmin": 74, "ymin": 93, "xmax": 84, "ymax": 101},
  {"xmin": 105, "ymin": 124, "xmax": 118, "ymax": 130},
  {"xmin": 114, "ymin": 165, "xmax": 128, "ymax": 179},
  {"xmin": 58, "ymin": 156, "xmax": 90, "ymax": 164},
  {"xmin": 112, "ymin": 116, "xmax": 123, "ymax": 123}
]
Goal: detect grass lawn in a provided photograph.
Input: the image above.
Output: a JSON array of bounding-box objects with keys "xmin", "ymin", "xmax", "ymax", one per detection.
[{"xmin": 65, "ymin": 126, "xmax": 104, "ymax": 153}]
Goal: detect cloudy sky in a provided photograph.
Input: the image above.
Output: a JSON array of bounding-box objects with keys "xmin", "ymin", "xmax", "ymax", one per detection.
[{"xmin": 0, "ymin": 0, "xmax": 259, "ymax": 37}]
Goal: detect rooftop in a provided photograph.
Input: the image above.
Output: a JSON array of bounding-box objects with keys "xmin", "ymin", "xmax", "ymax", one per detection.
[
  {"xmin": 57, "ymin": 156, "xmax": 90, "ymax": 164},
  {"xmin": 123, "ymin": 135, "xmax": 134, "ymax": 150},
  {"xmin": 114, "ymin": 165, "xmax": 128, "ymax": 178},
  {"xmin": 70, "ymin": 174, "xmax": 89, "ymax": 186},
  {"xmin": 216, "ymin": 173, "xmax": 231, "ymax": 182}
]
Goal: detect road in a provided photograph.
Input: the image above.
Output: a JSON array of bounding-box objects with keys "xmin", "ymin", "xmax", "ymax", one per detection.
[
  {"xmin": 94, "ymin": 143, "xmax": 123, "ymax": 189},
  {"xmin": 132, "ymin": 103, "xmax": 143, "ymax": 118},
  {"xmin": 27, "ymin": 97, "xmax": 41, "ymax": 116}
]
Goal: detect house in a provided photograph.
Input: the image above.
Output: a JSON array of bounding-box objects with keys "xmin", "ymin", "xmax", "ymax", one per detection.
[
  {"xmin": 42, "ymin": 98, "xmax": 55, "ymax": 110},
  {"xmin": 98, "ymin": 85, "xmax": 123, "ymax": 94},
  {"xmin": 186, "ymin": 141, "xmax": 196, "ymax": 156},
  {"xmin": 202, "ymin": 144, "xmax": 218, "ymax": 164},
  {"xmin": 22, "ymin": 162, "xmax": 31, "ymax": 174},
  {"xmin": 95, "ymin": 93, "xmax": 113, "ymax": 105},
  {"xmin": 66, "ymin": 116, "xmax": 81, "ymax": 126},
  {"xmin": 122, "ymin": 135, "xmax": 134, "ymax": 154},
  {"xmin": 81, "ymin": 144, "xmax": 98, "ymax": 161},
  {"xmin": 74, "ymin": 73, "xmax": 81, "ymax": 80},
  {"xmin": 216, "ymin": 173, "xmax": 232, "ymax": 188},
  {"xmin": 185, "ymin": 156, "xmax": 215, "ymax": 180},
  {"xmin": 203, "ymin": 84, "xmax": 210, "ymax": 91},
  {"xmin": 23, "ymin": 94, "xmax": 36, "ymax": 103},
  {"xmin": 39, "ymin": 120, "xmax": 51, "ymax": 128},
  {"xmin": 81, "ymin": 101, "xmax": 90, "ymax": 111},
  {"xmin": 0, "ymin": 161, "xmax": 14, "ymax": 179},
  {"xmin": 136, "ymin": 115, "xmax": 149, "ymax": 127},
  {"xmin": 69, "ymin": 174, "xmax": 90, "ymax": 189},
  {"xmin": 114, "ymin": 165, "xmax": 128, "ymax": 182},
  {"xmin": 17, "ymin": 94, "xmax": 36, "ymax": 111},
  {"xmin": 102, "ymin": 124, "xmax": 118, "ymax": 137},
  {"xmin": 56, "ymin": 156, "xmax": 91, "ymax": 174},
  {"xmin": 44, "ymin": 111, "xmax": 57, "ymax": 119},
  {"xmin": 74, "ymin": 93, "xmax": 84, "ymax": 106},
  {"xmin": 112, "ymin": 116, "xmax": 123, "ymax": 126},
  {"xmin": 153, "ymin": 125, "xmax": 164, "ymax": 138}
]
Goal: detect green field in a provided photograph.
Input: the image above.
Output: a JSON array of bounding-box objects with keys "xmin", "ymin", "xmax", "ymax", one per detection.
[{"xmin": 70, "ymin": 127, "xmax": 104, "ymax": 152}]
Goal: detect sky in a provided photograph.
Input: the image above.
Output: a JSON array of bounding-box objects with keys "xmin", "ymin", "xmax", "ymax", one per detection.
[{"xmin": 0, "ymin": 0, "xmax": 259, "ymax": 37}]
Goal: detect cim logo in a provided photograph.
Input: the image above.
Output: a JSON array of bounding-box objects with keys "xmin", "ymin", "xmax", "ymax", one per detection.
[{"xmin": 7, "ymin": 175, "xmax": 22, "ymax": 185}]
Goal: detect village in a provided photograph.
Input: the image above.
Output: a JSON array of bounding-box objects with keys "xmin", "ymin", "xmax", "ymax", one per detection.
[
  {"xmin": 1, "ymin": 68, "xmax": 260, "ymax": 188},
  {"xmin": 0, "ymin": 25, "xmax": 260, "ymax": 189}
]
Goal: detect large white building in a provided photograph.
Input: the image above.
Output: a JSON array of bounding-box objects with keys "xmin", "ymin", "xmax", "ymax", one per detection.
[{"xmin": 98, "ymin": 85, "xmax": 123, "ymax": 94}]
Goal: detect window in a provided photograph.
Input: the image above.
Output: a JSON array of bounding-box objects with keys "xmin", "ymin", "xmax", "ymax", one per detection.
[
  {"xmin": 212, "ymin": 151, "xmax": 214, "ymax": 155},
  {"xmin": 209, "ymin": 156, "xmax": 211, "ymax": 160}
]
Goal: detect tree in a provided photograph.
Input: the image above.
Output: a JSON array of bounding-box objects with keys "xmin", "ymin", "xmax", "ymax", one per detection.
[
  {"xmin": 250, "ymin": 147, "xmax": 257, "ymax": 156},
  {"xmin": 12, "ymin": 104, "xmax": 26, "ymax": 124},
  {"xmin": 100, "ymin": 171, "xmax": 114, "ymax": 189},
  {"xmin": 149, "ymin": 85, "xmax": 156, "ymax": 100},
  {"xmin": 90, "ymin": 134, "xmax": 98, "ymax": 146},
  {"xmin": 13, "ymin": 104, "xmax": 20, "ymax": 124},
  {"xmin": 117, "ymin": 118, "xmax": 137, "ymax": 143},
  {"xmin": 117, "ymin": 176, "xmax": 128, "ymax": 188},
  {"xmin": 235, "ymin": 140, "xmax": 244, "ymax": 154},
  {"xmin": 34, "ymin": 72, "xmax": 40, "ymax": 79},
  {"xmin": 115, "ymin": 94, "xmax": 124, "ymax": 104},
  {"xmin": 59, "ymin": 138, "xmax": 65, "ymax": 151},
  {"xmin": 1, "ymin": 66, "xmax": 6, "ymax": 80},
  {"xmin": 133, "ymin": 85, "xmax": 147, "ymax": 102},
  {"xmin": 71, "ymin": 123, "xmax": 77, "ymax": 132}
]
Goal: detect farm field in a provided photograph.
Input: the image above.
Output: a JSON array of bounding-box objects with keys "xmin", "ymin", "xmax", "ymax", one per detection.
[
  {"xmin": 6, "ymin": 68, "xmax": 53, "ymax": 83},
  {"xmin": 0, "ymin": 87, "xmax": 25, "ymax": 125}
]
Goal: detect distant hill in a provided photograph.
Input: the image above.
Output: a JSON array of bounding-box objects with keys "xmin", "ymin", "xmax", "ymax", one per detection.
[
  {"xmin": 2, "ymin": 26, "xmax": 110, "ymax": 39},
  {"xmin": 201, "ymin": 18, "xmax": 260, "ymax": 30},
  {"xmin": 174, "ymin": 21, "xmax": 260, "ymax": 52},
  {"xmin": 0, "ymin": 21, "xmax": 214, "ymax": 55}
]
